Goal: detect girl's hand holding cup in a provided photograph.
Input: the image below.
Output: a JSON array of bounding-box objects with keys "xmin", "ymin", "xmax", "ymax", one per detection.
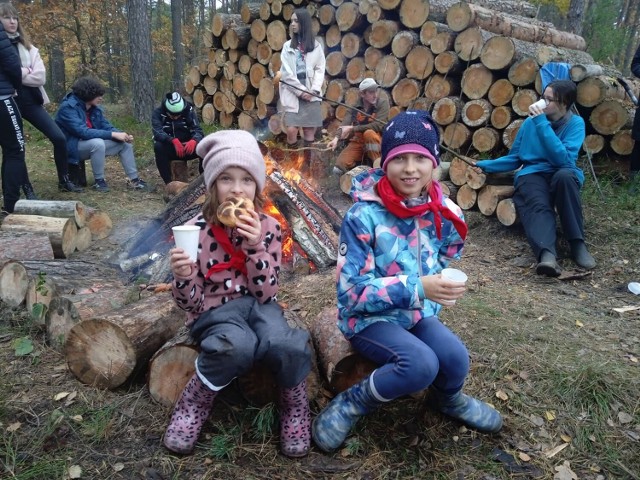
[
  {"xmin": 421, "ymin": 268, "xmax": 468, "ymax": 306},
  {"xmin": 170, "ymin": 248, "xmax": 194, "ymax": 277},
  {"xmin": 529, "ymin": 98, "xmax": 548, "ymax": 117}
]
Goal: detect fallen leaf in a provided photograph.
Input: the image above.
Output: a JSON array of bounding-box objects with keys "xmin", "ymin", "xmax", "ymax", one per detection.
[
  {"xmin": 618, "ymin": 412, "xmax": 633, "ymax": 424},
  {"xmin": 70, "ymin": 415, "xmax": 83, "ymax": 423},
  {"xmin": 6, "ymin": 422, "xmax": 22, "ymax": 433},
  {"xmin": 554, "ymin": 460, "xmax": 578, "ymax": 480},
  {"xmin": 68, "ymin": 465, "xmax": 82, "ymax": 479},
  {"xmin": 560, "ymin": 434, "xmax": 572, "ymax": 443},
  {"xmin": 519, "ymin": 371, "xmax": 529, "ymax": 380},
  {"xmin": 495, "ymin": 390, "xmax": 509, "ymax": 401},
  {"xmin": 530, "ymin": 415, "xmax": 544, "ymax": 427},
  {"xmin": 113, "ymin": 463, "xmax": 124, "ymax": 472},
  {"xmin": 545, "ymin": 410, "xmax": 556, "ymax": 421},
  {"xmin": 54, "ymin": 391, "xmax": 70, "ymax": 401},
  {"xmin": 518, "ymin": 452, "xmax": 531, "ymax": 461},
  {"xmin": 544, "ymin": 442, "xmax": 569, "ymax": 458},
  {"xmin": 575, "ymin": 320, "xmax": 584, "ymax": 327}
]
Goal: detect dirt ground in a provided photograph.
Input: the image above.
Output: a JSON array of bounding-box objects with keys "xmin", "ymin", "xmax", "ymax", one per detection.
[{"xmin": 1, "ymin": 158, "xmax": 639, "ymax": 480}]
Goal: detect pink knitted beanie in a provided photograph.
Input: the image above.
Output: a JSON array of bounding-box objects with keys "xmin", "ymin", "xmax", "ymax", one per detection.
[{"xmin": 197, "ymin": 130, "xmax": 266, "ymax": 192}]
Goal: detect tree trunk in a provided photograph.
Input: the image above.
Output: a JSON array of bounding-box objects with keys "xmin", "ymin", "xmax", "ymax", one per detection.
[
  {"xmin": 511, "ymin": 89, "xmax": 538, "ymax": 116},
  {"xmin": 127, "ymin": 0, "xmax": 155, "ymax": 122},
  {"xmin": 405, "ymin": 45, "xmax": 435, "ymax": 80},
  {"xmin": 434, "ymin": 51, "xmax": 462, "ymax": 75},
  {"xmin": 583, "ymin": 133, "xmax": 605, "ymax": 154},
  {"xmin": 26, "ymin": 274, "xmax": 58, "ymax": 326},
  {"xmin": 589, "ymin": 99, "xmax": 634, "ymax": 135},
  {"xmin": 13, "ymin": 199, "xmax": 87, "ymax": 228},
  {"xmin": 496, "ymin": 198, "xmax": 519, "ymax": 226},
  {"xmin": 0, "ymin": 232, "xmax": 54, "ymax": 261},
  {"xmin": 399, "ymin": 0, "xmax": 430, "ymax": 29},
  {"xmin": 508, "ymin": 57, "xmax": 539, "ymax": 87},
  {"xmin": 367, "ymin": 20, "xmax": 400, "ymax": 49},
  {"xmin": 446, "ymin": 2, "xmax": 587, "ymax": 50},
  {"xmin": 391, "ymin": 30, "xmax": 420, "ymax": 59},
  {"xmin": 84, "ymin": 207, "xmax": 113, "ymax": 240},
  {"xmin": 266, "ymin": 20, "xmax": 287, "ymax": 51},
  {"xmin": 1, "ymin": 215, "xmax": 77, "ymax": 259},
  {"xmin": 477, "ymin": 185, "xmax": 515, "ymax": 216},
  {"xmin": 490, "ymin": 105, "xmax": 513, "ymax": 129},
  {"xmin": 375, "ymin": 55, "xmax": 406, "ymax": 88},
  {"xmin": 171, "ymin": 0, "xmax": 185, "ymax": 90},
  {"xmin": 336, "ymin": 2, "xmax": 365, "ymax": 32},
  {"xmin": 576, "ymin": 75, "xmax": 628, "ymax": 108},
  {"xmin": 65, "ymin": 295, "xmax": 184, "ymax": 389},
  {"xmin": 503, "ymin": 118, "xmax": 524, "ymax": 149},
  {"xmin": 310, "ymin": 306, "xmax": 377, "ymax": 394},
  {"xmin": 610, "ymin": 129, "xmax": 634, "ymax": 155},
  {"xmin": 0, "ymin": 260, "xmax": 29, "ymax": 308},
  {"xmin": 472, "ymin": 126, "xmax": 500, "ymax": 152},
  {"xmin": 455, "ymin": 184, "xmax": 478, "ymax": 210},
  {"xmin": 480, "ymin": 36, "xmax": 518, "ymax": 70},
  {"xmin": 392, "ymin": 78, "xmax": 421, "ymax": 107},
  {"xmin": 448, "ymin": 157, "xmax": 471, "ymax": 186},
  {"xmin": 432, "ymin": 96, "xmax": 463, "ymax": 126},
  {"xmin": 462, "ymin": 98, "xmax": 492, "ymax": 127},
  {"xmin": 461, "ymin": 63, "xmax": 493, "ymax": 100},
  {"xmin": 454, "ymin": 26, "xmax": 494, "ymax": 61},
  {"xmin": 487, "ymin": 78, "xmax": 515, "ymax": 107},
  {"xmin": 425, "ymin": 74, "xmax": 459, "ymax": 101}
]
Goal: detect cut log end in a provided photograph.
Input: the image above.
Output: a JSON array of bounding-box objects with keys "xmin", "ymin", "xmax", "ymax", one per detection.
[{"xmin": 65, "ymin": 319, "xmax": 136, "ymax": 389}]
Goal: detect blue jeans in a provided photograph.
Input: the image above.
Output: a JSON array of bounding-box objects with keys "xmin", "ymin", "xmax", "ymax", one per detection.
[{"xmin": 350, "ymin": 317, "xmax": 470, "ymax": 400}]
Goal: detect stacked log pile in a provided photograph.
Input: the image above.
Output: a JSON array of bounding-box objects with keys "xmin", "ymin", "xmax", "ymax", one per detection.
[
  {"xmin": 187, "ymin": 0, "xmax": 638, "ymax": 163},
  {"xmin": 0, "ymin": 200, "xmax": 112, "ymax": 260}
]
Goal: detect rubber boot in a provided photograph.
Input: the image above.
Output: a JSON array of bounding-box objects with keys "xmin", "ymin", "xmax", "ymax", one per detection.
[
  {"xmin": 163, "ymin": 373, "xmax": 218, "ymax": 454},
  {"xmin": 570, "ymin": 240, "xmax": 596, "ymax": 270},
  {"xmin": 279, "ymin": 379, "xmax": 311, "ymax": 458},
  {"xmin": 536, "ymin": 249, "xmax": 561, "ymax": 277},
  {"xmin": 429, "ymin": 388, "xmax": 503, "ymax": 433},
  {"xmin": 59, "ymin": 175, "xmax": 84, "ymax": 193},
  {"xmin": 312, "ymin": 376, "xmax": 385, "ymax": 452},
  {"xmin": 68, "ymin": 163, "xmax": 87, "ymax": 187},
  {"xmin": 22, "ymin": 182, "xmax": 38, "ymax": 200}
]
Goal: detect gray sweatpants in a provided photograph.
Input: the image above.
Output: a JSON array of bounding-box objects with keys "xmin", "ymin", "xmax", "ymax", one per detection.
[
  {"xmin": 77, "ymin": 138, "xmax": 138, "ymax": 181},
  {"xmin": 190, "ymin": 296, "xmax": 312, "ymax": 391}
]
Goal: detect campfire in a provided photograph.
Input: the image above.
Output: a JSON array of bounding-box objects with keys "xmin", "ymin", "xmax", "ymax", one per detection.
[{"xmin": 111, "ymin": 141, "xmax": 341, "ymax": 282}]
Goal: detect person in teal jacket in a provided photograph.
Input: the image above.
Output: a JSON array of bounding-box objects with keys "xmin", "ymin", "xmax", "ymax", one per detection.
[
  {"xmin": 474, "ymin": 80, "xmax": 595, "ymax": 276},
  {"xmin": 312, "ymin": 111, "xmax": 503, "ymax": 453}
]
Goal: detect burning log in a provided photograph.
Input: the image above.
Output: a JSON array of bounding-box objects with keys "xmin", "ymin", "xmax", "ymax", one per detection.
[{"xmin": 113, "ymin": 141, "xmax": 341, "ymax": 281}]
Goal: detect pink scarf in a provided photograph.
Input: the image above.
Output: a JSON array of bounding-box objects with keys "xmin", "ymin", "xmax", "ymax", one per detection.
[{"xmin": 377, "ymin": 176, "xmax": 468, "ymax": 240}]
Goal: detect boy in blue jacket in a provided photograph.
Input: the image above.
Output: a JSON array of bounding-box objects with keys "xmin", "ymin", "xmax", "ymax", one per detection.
[{"xmin": 55, "ymin": 77, "xmax": 148, "ymax": 192}]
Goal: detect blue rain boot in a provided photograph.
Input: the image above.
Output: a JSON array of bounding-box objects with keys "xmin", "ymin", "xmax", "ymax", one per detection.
[
  {"xmin": 430, "ymin": 388, "xmax": 503, "ymax": 433},
  {"xmin": 312, "ymin": 376, "xmax": 385, "ymax": 452}
]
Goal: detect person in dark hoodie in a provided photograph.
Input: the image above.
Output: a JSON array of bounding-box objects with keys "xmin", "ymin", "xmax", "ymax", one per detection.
[
  {"xmin": 0, "ymin": 15, "xmax": 27, "ymax": 215},
  {"xmin": 0, "ymin": 3, "xmax": 83, "ymax": 196},
  {"xmin": 151, "ymin": 92, "xmax": 204, "ymax": 184}
]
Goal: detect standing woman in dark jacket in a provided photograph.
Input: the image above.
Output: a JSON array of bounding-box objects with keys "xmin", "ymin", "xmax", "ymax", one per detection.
[
  {"xmin": 0, "ymin": 3, "xmax": 83, "ymax": 194},
  {"xmin": 0, "ymin": 18, "xmax": 28, "ymax": 214}
]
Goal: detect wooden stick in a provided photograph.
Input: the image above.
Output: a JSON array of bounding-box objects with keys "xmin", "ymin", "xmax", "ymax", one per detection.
[{"xmin": 440, "ymin": 144, "xmax": 477, "ymax": 167}]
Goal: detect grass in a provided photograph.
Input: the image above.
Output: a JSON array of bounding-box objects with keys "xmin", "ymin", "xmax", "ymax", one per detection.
[{"xmin": 2, "ymin": 107, "xmax": 640, "ymax": 479}]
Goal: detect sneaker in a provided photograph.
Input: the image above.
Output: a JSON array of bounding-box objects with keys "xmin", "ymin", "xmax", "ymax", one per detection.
[
  {"xmin": 93, "ymin": 179, "xmax": 110, "ymax": 192},
  {"xmin": 128, "ymin": 178, "xmax": 149, "ymax": 190}
]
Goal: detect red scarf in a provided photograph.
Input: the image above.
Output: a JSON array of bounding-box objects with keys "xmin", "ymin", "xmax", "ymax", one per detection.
[
  {"xmin": 377, "ymin": 176, "xmax": 468, "ymax": 240},
  {"xmin": 204, "ymin": 225, "xmax": 248, "ymax": 280}
]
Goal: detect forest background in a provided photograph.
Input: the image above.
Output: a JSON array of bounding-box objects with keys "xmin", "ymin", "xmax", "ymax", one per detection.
[{"xmin": 10, "ymin": 0, "xmax": 640, "ymax": 124}]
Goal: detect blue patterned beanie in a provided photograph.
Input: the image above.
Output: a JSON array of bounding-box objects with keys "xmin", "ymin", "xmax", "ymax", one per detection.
[{"xmin": 381, "ymin": 110, "xmax": 440, "ymax": 170}]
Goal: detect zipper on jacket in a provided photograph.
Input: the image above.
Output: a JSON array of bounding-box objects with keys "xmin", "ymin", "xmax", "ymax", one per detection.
[{"xmin": 415, "ymin": 219, "xmax": 423, "ymax": 277}]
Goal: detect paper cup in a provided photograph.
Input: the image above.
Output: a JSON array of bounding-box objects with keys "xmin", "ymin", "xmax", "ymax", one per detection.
[
  {"xmin": 441, "ymin": 268, "xmax": 468, "ymax": 305},
  {"xmin": 172, "ymin": 225, "xmax": 200, "ymax": 262},
  {"xmin": 531, "ymin": 99, "xmax": 548, "ymax": 110}
]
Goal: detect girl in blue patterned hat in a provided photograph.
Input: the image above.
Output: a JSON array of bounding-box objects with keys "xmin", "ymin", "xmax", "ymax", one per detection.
[{"xmin": 312, "ymin": 110, "xmax": 502, "ymax": 452}]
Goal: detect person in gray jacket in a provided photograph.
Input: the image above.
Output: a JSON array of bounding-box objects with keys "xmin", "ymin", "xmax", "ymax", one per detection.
[{"xmin": 0, "ymin": 19, "xmax": 28, "ymax": 214}]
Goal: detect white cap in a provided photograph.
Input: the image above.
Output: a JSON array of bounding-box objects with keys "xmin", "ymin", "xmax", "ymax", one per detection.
[{"xmin": 359, "ymin": 78, "xmax": 378, "ymax": 91}]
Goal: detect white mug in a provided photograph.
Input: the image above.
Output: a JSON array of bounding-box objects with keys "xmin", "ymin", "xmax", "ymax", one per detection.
[{"xmin": 531, "ymin": 98, "xmax": 548, "ymax": 110}]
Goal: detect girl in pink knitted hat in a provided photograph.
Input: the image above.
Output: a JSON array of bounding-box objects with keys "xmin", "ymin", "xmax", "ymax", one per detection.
[{"xmin": 163, "ymin": 130, "xmax": 312, "ymax": 458}]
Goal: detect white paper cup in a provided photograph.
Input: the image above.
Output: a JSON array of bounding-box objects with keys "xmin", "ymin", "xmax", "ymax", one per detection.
[
  {"xmin": 531, "ymin": 99, "xmax": 548, "ymax": 110},
  {"xmin": 172, "ymin": 225, "xmax": 200, "ymax": 263},
  {"xmin": 441, "ymin": 268, "xmax": 468, "ymax": 305}
]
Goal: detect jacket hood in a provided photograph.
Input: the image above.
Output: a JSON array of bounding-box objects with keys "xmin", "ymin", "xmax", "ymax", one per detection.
[{"xmin": 350, "ymin": 167, "xmax": 384, "ymax": 204}]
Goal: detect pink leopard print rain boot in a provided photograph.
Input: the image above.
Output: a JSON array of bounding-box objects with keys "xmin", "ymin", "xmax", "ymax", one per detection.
[
  {"xmin": 163, "ymin": 373, "xmax": 217, "ymax": 454},
  {"xmin": 279, "ymin": 379, "xmax": 311, "ymax": 457}
]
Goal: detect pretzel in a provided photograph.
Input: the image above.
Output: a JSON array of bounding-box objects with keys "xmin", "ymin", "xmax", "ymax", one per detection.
[{"xmin": 217, "ymin": 196, "xmax": 255, "ymax": 227}]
